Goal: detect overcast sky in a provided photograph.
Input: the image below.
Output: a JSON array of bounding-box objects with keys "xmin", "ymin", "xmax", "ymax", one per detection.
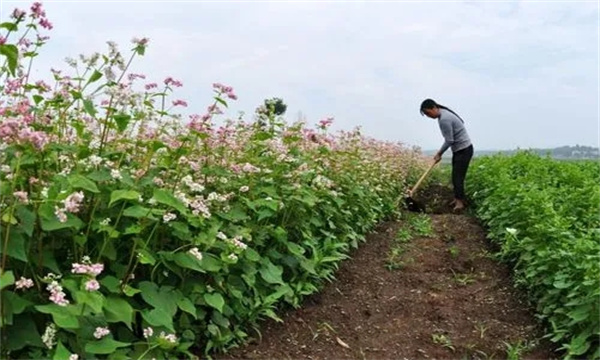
[{"xmin": 2, "ymin": 0, "xmax": 598, "ymax": 151}]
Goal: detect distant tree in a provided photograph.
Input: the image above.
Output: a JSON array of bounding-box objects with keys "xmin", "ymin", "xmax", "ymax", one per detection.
[{"xmin": 263, "ymin": 97, "xmax": 287, "ymax": 116}]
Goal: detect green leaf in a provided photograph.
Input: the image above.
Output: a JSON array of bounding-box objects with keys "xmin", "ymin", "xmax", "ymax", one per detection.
[
  {"xmin": 35, "ymin": 304, "xmax": 80, "ymax": 329},
  {"xmin": 38, "ymin": 203, "xmax": 84, "ymax": 231},
  {"xmin": 87, "ymin": 169, "xmax": 112, "ymax": 182},
  {"xmin": 109, "ymin": 190, "xmax": 141, "ymax": 207},
  {"xmin": 1, "ymin": 231, "xmax": 27, "ymax": 262},
  {"xmin": 122, "ymin": 285, "xmax": 140, "ymax": 297},
  {"xmin": 1, "ymin": 212, "xmax": 17, "ymax": 225},
  {"xmin": 137, "ymin": 248, "xmax": 156, "ymax": 265},
  {"xmin": 203, "ymin": 293, "xmax": 225, "ymax": 313},
  {"xmin": 0, "ymin": 270, "xmax": 15, "ymax": 290},
  {"xmin": 567, "ymin": 332, "xmax": 592, "ymax": 356},
  {"xmin": 0, "ymin": 44, "xmax": 18, "ymax": 77},
  {"xmin": 40, "ymin": 213, "xmax": 83, "ymax": 232},
  {"xmin": 32, "ymin": 94, "xmax": 44, "ymax": 105},
  {"xmin": 259, "ymin": 260, "xmax": 284, "ymax": 285},
  {"xmin": 152, "ymin": 189, "xmax": 187, "ymax": 214},
  {"xmin": 5, "ymin": 314, "xmax": 44, "ymax": 351},
  {"xmin": 138, "ymin": 282, "xmax": 178, "ymax": 316},
  {"xmin": 264, "ymin": 284, "xmax": 293, "ymax": 304},
  {"xmin": 4, "ymin": 291, "xmax": 33, "ymax": 315},
  {"xmin": 87, "ymin": 70, "xmax": 103, "ymax": 84},
  {"xmin": 74, "ymin": 291, "xmax": 104, "ymax": 314},
  {"xmin": 214, "ymin": 96, "xmax": 228, "ymax": 107},
  {"xmin": 123, "ymin": 205, "xmax": 152, "ymax": 219},
  {"xmin": 83, "ymin": 99, "xmax": 97, "ymax": 117},
  {"xmin": 15, "ymin": 206, "xmax": 36, "ymax": 237},
  {"xmin": 104, "ymin": 297, "xmax": 134, "ymax": 330},
  {"xmin": 173, "ymin": 252, "xmax": 205, "ymax": 273},
  {"xmin": 100, "ymin": 276, "xmax": 120, "ymax": 294},
  {"xmin": 0, "ymin": 22, "xmax": 18, "ymax": 32},
  {"xmin": 85, "ymin": 337, "xmax": 130, "ymax": 355},
  {"xmin": 567, "ymin": 305, "xmax": 591, "ymax": 323},
  {"xmin": 68, "ymin": 174, "xmax": 100, "ymax": 193},
  {"xmin": 54, "ymin": 342, "xmax": 73, "ymax": 360},
  {"xmin": 141, "ymin": 308, "xmax": 175, "ymax": 332},
  {"xmin": 113, "ymin": 114, "xmax": 131, "ymax": 133},
  {"xmin": 177, "ymin": 297, "xmax": 198, "ymax": 319}
]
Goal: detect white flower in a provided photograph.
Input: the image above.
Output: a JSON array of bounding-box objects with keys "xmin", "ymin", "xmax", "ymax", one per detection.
[
  {"xmin": 15, "ymin": 277, "xmax": 34, "ymax": 290},
  {"xmin": 41, "ymin": 323, "xmax": 57, "ymax": 349},
  {"xmin": 159, "ymin": 331, "xmax": 178, "ymax": 344},
  {"xmin": 163, "ymin": 212, "xmax": 177, "ymax": 223},
  {"xmin": 143, "ymin": 327, "xmax": 154, "ymax": 339},
  {"xmin": 93, "ymin": 327, "xmax": 110, "ymax": 339},
  {"xmin": 239, "ymin": 186, "xmax": 249, "ymax": 193},
  {"xmin": 69, "ymin": 355, "xmax": 79, "ymax": 360},
  {"xmin": 217, "ymin": 232, "xmax": 227, "ymax": 240},
  {"xmin": 100, "ymin": 218, "xmax": 111, "ymax": 226},
  {"xmin": 506, "ymin": 228, "xmax": 517, "ymax": 235},
  {"xmin": 188, "ymin": 247, "xmax": 203, "ymax": 261},
  {"xmin": 110, "ymin": 169, "xmax": 122, "ymax": 180}
]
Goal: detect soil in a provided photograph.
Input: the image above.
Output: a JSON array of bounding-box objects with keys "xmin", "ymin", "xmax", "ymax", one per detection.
[{"xmin": 213, "ymin": 185, "xmax": 558, "ymax": 360}]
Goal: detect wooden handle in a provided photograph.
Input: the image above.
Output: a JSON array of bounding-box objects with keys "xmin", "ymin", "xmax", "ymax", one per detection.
[{"xmin": 410, "ymin": 161, "xmax": 438, "ymax": 196}]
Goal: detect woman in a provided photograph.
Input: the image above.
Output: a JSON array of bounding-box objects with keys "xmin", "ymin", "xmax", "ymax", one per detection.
[{"xmin": 420, "ymin": 98, "xmax": 474, "ymax": 212}]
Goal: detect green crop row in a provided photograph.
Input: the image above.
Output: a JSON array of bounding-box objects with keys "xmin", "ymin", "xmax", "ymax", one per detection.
[{"xmin": 468, "ymin": 151, "xmax": 599, "ymax": 359}]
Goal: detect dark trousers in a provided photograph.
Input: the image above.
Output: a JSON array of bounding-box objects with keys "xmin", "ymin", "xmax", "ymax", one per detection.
[{"xmin": 452, "ymin": 145, "xmax": 474, "ymax": 200}]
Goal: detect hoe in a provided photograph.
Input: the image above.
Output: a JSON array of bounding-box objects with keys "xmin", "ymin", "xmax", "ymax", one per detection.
[{"xmin": 404, "ymin": 161, "xmax": 438, "ymax": 213}]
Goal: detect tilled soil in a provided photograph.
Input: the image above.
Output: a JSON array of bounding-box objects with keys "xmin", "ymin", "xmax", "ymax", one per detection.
[{"xmin": 214, "ymin": 187, "xmax": 557, "ymax": 360}]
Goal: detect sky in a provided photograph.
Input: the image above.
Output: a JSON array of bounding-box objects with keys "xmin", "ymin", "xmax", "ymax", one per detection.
[{"xmin": 1, "ymin": 0, "xmax": 599, "ymax": 151}]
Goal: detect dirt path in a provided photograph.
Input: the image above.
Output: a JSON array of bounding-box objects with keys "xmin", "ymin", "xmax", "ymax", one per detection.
[{"xmin": 215, "ymin": 187, "xmax": 557, "ymax": 360}]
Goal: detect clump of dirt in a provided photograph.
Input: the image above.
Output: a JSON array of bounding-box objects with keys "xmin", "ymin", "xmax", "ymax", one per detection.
[
  {"xmin": 212, "ymin": 186, "xmax": 558, "ymax": 360},
  {"xmin": 412, "ymin": 182, "xmax": 457, "ymax": 214}
]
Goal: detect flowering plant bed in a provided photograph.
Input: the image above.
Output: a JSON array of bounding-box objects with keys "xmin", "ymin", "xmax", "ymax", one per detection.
[{"xmin": 0, "ymin": 3, "xmax": 428, "ymax": 359}]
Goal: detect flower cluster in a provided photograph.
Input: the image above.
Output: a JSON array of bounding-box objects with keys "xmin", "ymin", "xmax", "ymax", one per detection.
[{"xmin": 72, "ymin": 256, "xmax": 104, "ymax": 292}]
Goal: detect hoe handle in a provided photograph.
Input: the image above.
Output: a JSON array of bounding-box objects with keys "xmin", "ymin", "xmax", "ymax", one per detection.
[{"xmin": 409, "ymin": 161, "xmax": 438, "ymax": 197}]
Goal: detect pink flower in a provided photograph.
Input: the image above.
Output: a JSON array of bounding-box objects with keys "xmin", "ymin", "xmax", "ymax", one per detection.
[
  {"xmin": 47, "ymin": 281, "xmax": 69, "ymax": 306},
  {"xmin": 319, "ymin": 117, "xmax": 334, "ymax": 129},
  {"xmin": 0, "ymin": 37, "xmax": 5, "ymax": 46},
  {"xmin": 63, "ymin": 191, "xmax": 84, "ymax": 213},
  {"xmin": 13, "ymin": 191, "xmax": 29, "ymax": 204},
  {"xmin": 207, "ymin": 104, "xmax": 223, "ymax": 115},
  {"xmin": 30, "ymin": 2, "xmax": 45, "ymax": 18},
  {"xmin": 132, "ymin": 37, "xmax": 149, "ymax": 46},
  {"xmin": 71, "ymin": 260, "xmax": 104, "ymax": 277},
  {"xmin": 12, "ymin": 8, "xmax": 26, "ymax": 20},
  {"xmin": 15, "ymin": 277, "xmax": 34, "ymax": 290},
  {"xmin": 172, "ymin": 99, "xmax": 188, "ymax": 107},
  {"xmin": 39, "ymin": 18, "xmax": 53, "ymax": 30},
  {"xmin": 144, "ymin": 83, "xmax": 157, "ymax": 90},
  {"xmin": 127, "ymin": 73, "xmax": 146, "ymax": 81},
  {"xmin": 212, "ymin": 83, "xmax": 237, "ymax": 100},
  {"xmin": 88, "ymin": 263, "xmax": 104, "ymax": 276},
  {"xmin": 54, "ymin": 206, "xmax": 67, "ymax": 223},
  {"xmin": 93, "ymin": 327, "xmax": 110, "ymax": 339},
  {"xmin": 85, "ymin": 279, "xmax": 100, "ymax": 292},
  {"xmin": 164, "ymin": 77, "xmax": 183, "ymax": 87}
]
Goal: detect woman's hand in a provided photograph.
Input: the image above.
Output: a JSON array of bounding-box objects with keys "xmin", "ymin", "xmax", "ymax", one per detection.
[{"xmin": 433, "ymin": 152, "xmax": 442, "ymax": 163}]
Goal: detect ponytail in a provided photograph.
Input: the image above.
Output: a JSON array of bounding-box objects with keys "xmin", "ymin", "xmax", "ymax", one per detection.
[{"xmin": 420, "ymin": 98, "xmax": 465, "ymax": 123}]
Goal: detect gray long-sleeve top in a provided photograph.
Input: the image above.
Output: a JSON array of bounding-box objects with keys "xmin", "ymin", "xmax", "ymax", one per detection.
[{"xmin": 437, "ymin": 108, "xmax": 472, "ymax": 154}]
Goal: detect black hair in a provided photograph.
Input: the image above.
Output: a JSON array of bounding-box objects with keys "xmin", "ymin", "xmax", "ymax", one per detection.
[{"xmin": 420, "ymin": 98, "xmax": 464, "ymax": 123}]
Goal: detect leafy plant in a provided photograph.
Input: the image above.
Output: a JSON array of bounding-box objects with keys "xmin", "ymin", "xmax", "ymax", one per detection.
[
  {"xmin": 468, "ymin": 152, "xmax": 600, "ymax": 360},
  {"xmin": 0, "ymin": 3, "xmax": 430, "ymax": 359}
]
